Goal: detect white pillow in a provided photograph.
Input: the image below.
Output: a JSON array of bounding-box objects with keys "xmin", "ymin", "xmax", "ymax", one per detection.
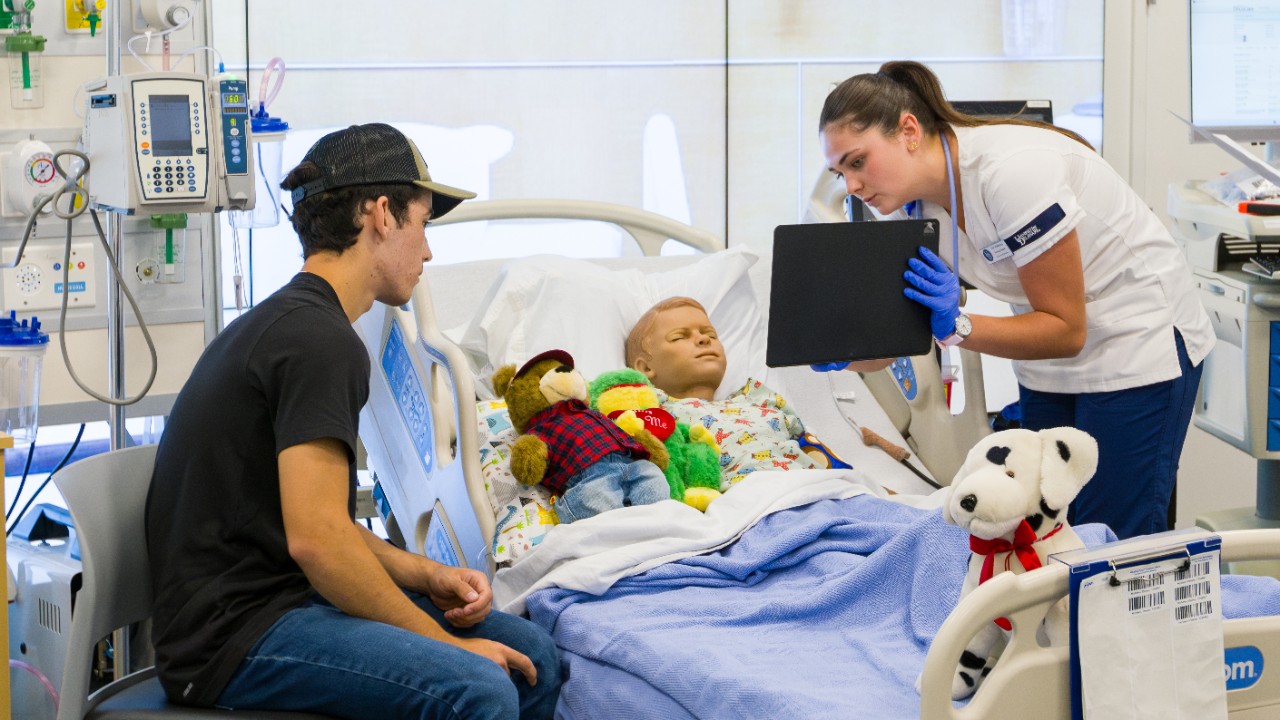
[{"xmin": 456, "ymin": 247, "xmax": 765, "ymax": 399}]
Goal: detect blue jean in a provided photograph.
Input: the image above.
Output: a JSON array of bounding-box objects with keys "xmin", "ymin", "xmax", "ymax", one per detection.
[
  {"xmin": 215, "ymin": 591, "xmax": 561, "ymax": 720},
  {"xmin": 1019, "ymin": 330, "xmax": 1203, "ymax": 540},
  {"xmin": 555, "ymin": 453, "xmax": 670, "ymax": 524}
]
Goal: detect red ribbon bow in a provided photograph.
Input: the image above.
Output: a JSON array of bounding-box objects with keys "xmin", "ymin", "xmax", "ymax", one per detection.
[{"xmin": 969, "ymin": 520, "xmax": 1063, "ymax": 630}]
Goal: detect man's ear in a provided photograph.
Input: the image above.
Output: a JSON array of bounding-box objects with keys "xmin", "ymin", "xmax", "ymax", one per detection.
[{"xmin": 369, "ymin": 196, "xmax": 393, "ymax": 239}]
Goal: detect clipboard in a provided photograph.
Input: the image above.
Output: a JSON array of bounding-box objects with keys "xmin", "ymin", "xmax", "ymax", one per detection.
[{"xmin": 766, "ymin": 219, "xmax": 939, "ymax": 368}]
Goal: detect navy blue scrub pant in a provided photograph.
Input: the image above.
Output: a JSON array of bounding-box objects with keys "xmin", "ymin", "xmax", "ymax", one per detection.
[{"xmin": 1018, "ymin": 330, "xmax": 1203, "ymax": 540}]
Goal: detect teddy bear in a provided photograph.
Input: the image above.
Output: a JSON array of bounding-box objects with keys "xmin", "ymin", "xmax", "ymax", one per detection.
[
  {"xmin": 588, "ymin": 368, "xmax": 724, "ymax": 511},
  {"xmin": 933, "ymin": 426, "xmax": 1098, "ymax": 701},
  {"xmin": 490, "ymin": 349, "xmax": 672, "ymax": 524}
]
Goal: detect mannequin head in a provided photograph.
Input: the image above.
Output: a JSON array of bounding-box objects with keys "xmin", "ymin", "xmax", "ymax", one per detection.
[{"xmin": 626, "ymin": 297, "xmax": 726, "ymax": 401}]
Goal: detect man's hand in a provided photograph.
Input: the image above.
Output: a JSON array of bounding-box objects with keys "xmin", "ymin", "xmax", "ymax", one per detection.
[
  {"xmin": 455, "ymin": 637, "xmax": 538, "ymax": 686},
  {"xmin": 425, "ymin": 565, "xmax": 493, "ymax": 628}
]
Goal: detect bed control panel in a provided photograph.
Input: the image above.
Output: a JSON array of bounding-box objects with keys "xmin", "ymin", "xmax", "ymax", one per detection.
[
  {"xmin": 888, "ymin": 357, "xmax": 918, "ymax": 401},
  {"xmin": 381, "ymin": 321, "xmax": 434, "ymax": 474}
]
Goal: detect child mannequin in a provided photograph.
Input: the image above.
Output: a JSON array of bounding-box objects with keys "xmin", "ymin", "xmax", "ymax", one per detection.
[{"xmin": 626, "ymin": 297, "xmax": 822, "ymax": 488}]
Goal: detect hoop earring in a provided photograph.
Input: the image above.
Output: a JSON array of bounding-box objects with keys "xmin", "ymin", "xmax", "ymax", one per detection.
[{"xmin": 908, "ymin": 141, "xmax": 919, "ymax": 152}]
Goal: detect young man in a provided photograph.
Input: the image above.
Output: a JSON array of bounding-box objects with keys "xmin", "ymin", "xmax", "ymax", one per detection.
[{"xmin": 145, "ymin": 123, "xmax": 560, "ymax": 719}]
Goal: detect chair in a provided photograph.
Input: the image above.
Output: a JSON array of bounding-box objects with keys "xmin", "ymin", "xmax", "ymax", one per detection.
[{"xmin": 53, "ymin": 444, "xmax": 335, "ymax": 719}]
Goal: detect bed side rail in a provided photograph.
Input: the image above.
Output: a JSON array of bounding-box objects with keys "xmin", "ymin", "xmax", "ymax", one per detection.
[
  {"xmin": 919, "ymin": 529, "xmax": 1280, "ymax": 719},
  {"xmin": 407, "ymin": 280, "xmax": 496, "ymax": 568}
]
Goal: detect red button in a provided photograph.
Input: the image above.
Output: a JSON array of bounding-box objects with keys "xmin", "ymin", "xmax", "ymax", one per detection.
[{"xmin": 77, "ymin": 261, "xmax": 85, "ymax": 270}]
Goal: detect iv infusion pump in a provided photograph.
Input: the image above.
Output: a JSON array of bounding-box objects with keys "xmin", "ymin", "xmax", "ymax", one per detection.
[{"xmin": 82, "ymin": 72, "xmax": 256, "ymax": 215}]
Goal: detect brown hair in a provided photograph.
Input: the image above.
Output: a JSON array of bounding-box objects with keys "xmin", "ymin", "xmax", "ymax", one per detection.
[
  {"xmin": 280, "ymin": 161, "xmax": 431, "ymax": 258},
  {"xmin": 625, "ymin": 296, "xmax": 710, "ymax": 369},
  {"xmin": 819, "ymin": 60, "xmax": 1092, "ymax": 149}
]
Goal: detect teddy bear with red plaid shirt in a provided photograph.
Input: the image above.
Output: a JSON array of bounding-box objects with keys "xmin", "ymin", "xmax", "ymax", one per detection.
[{"xmin": 491, "ymin": 349, "xmax": 672, "ymax": 524}]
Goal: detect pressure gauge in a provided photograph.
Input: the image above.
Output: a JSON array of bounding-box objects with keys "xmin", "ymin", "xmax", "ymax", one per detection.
[{"xmin": 26, "ymin": 153, "xmax": 55, "ymax": 189}]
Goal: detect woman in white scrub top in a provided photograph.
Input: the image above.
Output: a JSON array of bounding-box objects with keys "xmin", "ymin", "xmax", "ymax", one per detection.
[{"xmin": 816, "ymin": 61, "xmax": 1214, "ymax": 540}]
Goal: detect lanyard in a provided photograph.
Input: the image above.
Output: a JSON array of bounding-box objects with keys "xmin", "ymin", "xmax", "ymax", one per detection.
[{"xmin": 906, "ymin": 131, "xmax": 960, "ymax": 276}]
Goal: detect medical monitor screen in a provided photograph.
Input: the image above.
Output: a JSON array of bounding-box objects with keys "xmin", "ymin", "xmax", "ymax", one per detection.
[
  {"xmin": 1189, "ymin": 0, "xmax": 1280, "ymax": 141},
  {"xmin": 148, "ymin": 94, "xmax": 193, "ymax": 157}
]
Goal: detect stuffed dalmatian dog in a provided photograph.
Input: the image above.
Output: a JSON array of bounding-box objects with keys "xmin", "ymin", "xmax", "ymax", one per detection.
[{"xmin": 938, "ymin": 426, "xmax": 1099, "ymax": 701}]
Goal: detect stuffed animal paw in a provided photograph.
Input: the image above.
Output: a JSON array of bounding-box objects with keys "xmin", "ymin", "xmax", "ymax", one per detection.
[
  {"xmin": 689, "ymin": 424, "xmax": 719, "ymax": 451},
  {"xmin": 615, "ymin": 410, "xmax": 647, "ymax": 437}
]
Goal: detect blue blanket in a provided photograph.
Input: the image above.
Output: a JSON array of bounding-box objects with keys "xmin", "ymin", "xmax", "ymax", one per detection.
[{"xmin": 525, "ymin": 494, "xmax": 1280, "ymax": 720}]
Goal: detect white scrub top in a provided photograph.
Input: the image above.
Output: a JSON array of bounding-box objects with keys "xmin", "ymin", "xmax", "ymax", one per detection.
[{"xmin": 919, "ymin": 124, "xmax": 1214, "ymax": 394}]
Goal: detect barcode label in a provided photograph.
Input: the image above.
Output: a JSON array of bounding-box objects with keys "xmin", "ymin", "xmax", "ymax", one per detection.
[
  {"xmin": 1174, "ymin": 580, "xmax": 1212, "ymax": 602},
  {"xmin": 1174, "ymin": 558, "xmax": 1213, "ymax": 581},
  {"xmin": 1174, "ymin": 600, "xmax": 1214, "ymax": 622},
  {"xmin": 1128, "ymin": 590, "xmax": 1166, "ymax": 614},
  {"xmin": 1126, "ymin": 574, "xmax": 1164, "ymax": 593}
]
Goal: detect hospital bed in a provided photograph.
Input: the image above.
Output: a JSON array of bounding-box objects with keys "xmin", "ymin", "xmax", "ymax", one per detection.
[{"xmin": 353, "ymin": 199, "xmax": 1280, "ymax": 719}]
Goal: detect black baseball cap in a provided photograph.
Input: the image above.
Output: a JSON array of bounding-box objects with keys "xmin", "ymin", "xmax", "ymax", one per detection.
[{"xmin": 288, "ymin": 123, "xmax": 476, "ymax": 218}]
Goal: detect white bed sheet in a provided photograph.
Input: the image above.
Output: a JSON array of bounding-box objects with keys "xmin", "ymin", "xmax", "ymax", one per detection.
[{"xmin": 493, "ymin": 469, "xmax": 948, "ymax": 615}]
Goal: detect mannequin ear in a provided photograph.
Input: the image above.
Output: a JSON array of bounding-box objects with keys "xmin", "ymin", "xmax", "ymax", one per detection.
[{"xmin": 633, "ymin": 356, "xmax": 655, "ymax": 379}]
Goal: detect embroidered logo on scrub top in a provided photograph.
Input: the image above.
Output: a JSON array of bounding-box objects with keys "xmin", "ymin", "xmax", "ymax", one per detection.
[{"xmin": 982, "ymin": 203, "xmax": 1067, "ymax": 264}]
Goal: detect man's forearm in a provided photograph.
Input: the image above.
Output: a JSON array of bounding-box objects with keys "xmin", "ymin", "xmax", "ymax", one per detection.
[
  {"xmin": 295, "ymin": 520, "xmax": 450, "ymax": 642},
  {"xmin": 357, "ymin": 522, "xmax": 438, "ymax": 592}
]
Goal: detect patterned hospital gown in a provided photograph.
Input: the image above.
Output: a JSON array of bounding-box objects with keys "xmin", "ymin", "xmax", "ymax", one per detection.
[{"xmin": 659, "ymin": 378, "xmax": 818, "ymax": 490}]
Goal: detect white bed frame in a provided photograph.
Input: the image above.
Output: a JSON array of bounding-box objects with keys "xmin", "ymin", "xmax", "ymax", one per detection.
[{"xmin": 355, "ymin": 197, "xmax": 1280, "ymax": 719}]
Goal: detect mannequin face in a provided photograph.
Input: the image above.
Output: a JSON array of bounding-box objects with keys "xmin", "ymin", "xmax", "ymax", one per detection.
[
  {"xmin": 821, "ymin": 112, "xmax": 924, "ymax": 215},
  {"xmin": 632, "ymin": 304, "xmax": 726, "ymax": 400}
]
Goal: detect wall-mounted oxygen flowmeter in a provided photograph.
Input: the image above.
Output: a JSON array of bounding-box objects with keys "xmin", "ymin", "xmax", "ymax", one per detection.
[{"xmin": 82, "ymin": 72, "xmax": 256, "ymax": 215}]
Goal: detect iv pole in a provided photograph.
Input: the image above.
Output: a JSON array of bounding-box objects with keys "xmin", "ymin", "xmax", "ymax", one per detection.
[{"xmin": 105, "ymin": 0, "xmax": 127, "ymax": 452}]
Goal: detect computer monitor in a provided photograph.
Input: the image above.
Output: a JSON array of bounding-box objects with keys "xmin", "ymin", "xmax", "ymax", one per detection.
[
  {"xmin": 952, "ymin": 100, "xmax": 1054, "ymax": 125},
  {"xmin": 1189, "ymin": 0, "xmax": 1280, "ymax": 143}
]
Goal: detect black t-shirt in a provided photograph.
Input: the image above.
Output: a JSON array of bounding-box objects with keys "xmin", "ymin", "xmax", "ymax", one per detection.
[{"xmin": 145, "ymin": 272, "xmax": 370, "ymax": 706}]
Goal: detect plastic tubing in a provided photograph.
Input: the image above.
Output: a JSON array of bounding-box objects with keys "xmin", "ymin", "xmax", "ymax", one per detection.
[
  {"xmin": 10, "ymin": 659, "xmax": 59, "ymax": 711},
  {"xmin": 258, "ymin": 56, "xmax": 286, "ymax": 111}
]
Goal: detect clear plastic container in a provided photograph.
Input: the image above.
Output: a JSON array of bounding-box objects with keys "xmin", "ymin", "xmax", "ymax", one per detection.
[
  {"xmin": 5, "ymin": 31, "xmax": 46, "ymax": 110},
  {"xmin": 0, "ymin": 312, "xmax": 49, "ymax": 446},
  {"xmin": 230, "ymin": 113, "xmax": 289, "ymax": 229}
]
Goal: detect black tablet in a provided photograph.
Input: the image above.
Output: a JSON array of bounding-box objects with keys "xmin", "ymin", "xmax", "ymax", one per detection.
[{"xmin": 766, "ymin": 219, "xmax": 940, "ymax": 367}]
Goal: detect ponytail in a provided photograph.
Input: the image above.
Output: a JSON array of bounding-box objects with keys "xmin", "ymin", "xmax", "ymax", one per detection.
[{"xmin": 819, "ymin": 60, "xmax": 1092, "ymax": 150}]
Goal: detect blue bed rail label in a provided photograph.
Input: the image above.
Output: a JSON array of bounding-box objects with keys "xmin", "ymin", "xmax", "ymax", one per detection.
[
  {"xmin": 1224, "ymin": 645, "xmax": 1264, "ymax": 691},
  {"xmin": 381, "ymin": 320, "xmax": 433, "ymax": 475}
]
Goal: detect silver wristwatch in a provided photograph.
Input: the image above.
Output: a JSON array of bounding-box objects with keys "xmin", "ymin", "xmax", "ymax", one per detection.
[{"xmin": 938, "ymin": 313, "xmax": 972, "ymax": 348}]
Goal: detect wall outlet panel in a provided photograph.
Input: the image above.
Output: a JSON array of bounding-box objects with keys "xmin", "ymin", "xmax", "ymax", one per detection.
[
  {"xmin": 64, "ymin": 0, "xmax": 106, "ymax": 35},
  {"xmin": 1, "ymin": 241, "xmax": 96, "ymax": 312}
]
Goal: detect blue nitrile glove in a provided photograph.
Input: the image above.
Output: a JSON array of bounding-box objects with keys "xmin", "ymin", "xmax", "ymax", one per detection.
[
  {"xmin": 810, "ymin": 362, "xmax": 851, "ymax": 372},
  {"xmin": 903, "ymin": 246, "xmax": 962, "ymax": 340}
]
